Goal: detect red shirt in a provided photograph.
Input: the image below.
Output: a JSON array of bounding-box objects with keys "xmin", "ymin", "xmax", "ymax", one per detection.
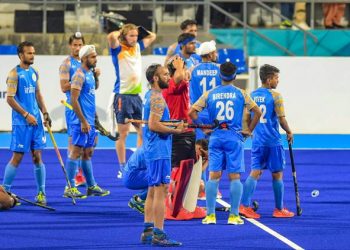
[{"xmin": 162, "ymin": 78, "xmax": 192, "ymax": 124}]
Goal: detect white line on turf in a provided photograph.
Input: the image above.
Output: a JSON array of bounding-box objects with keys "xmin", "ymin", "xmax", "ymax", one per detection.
[{"xmin": 216, "ymin": 198, "xmax": 304, "ymax": 250}]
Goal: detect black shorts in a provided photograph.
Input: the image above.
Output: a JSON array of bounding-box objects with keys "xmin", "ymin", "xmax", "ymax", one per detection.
[
  {"xmin": 113, "ymin": 94, "xmax": 142, "ymax": 124},
  {"xmin": 171, "ymin": 131, "xmax": 196, "ymax": 168}
]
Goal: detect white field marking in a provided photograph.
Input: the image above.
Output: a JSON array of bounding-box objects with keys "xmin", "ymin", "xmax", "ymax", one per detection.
[{"xmin": 216, "ymin": 198, "xmax": 304, "ymax": 250}]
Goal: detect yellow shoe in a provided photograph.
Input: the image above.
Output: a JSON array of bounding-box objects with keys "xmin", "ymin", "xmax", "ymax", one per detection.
[
  {"xmin": 202, "ymin": 214, "xmax": 216, "ymax": 224},
  {"xmin": 228, "ymin": 214, "xmax": 244, "ymax": 225}
]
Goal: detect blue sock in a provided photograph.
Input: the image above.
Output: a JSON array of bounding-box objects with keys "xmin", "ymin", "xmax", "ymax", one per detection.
[
  {"xmin": 138, "ymin": 189, "xmax": 148, "ymax": 201},
  {"xmin": 2, "ymin": 163, "xmax": 18, "ymax": 191},
  {"xmin": 153, "ymin": 227, "xmax": 164, "ymax": 236},
  {"xmin": 241, "ymin": 176, "xmax": 258, "ymax": 207},
  {"xmin": 144, "ymin": 222, "xmax": 154, "ymax": 230},
  {"xmin": 205, "ymin": 179, "xmax": 219, "ymax": 215},
  {"xmin": 81, "ymin": 160, "xmax": 96, "ymax": 187},
  {"xmin": 229, "ymin": 179, "xmax": 243, "ymax": 215},
  {"xmin": 273, "ymin": 179, "xmax": 284, "ymax": 210},
  {"xmin": 67, "ymin": 158, "xmax": 79, "ymax": 188},
  {"xmin": 34, "ymin": 163, "xmax": 46, "ymax": 194}
]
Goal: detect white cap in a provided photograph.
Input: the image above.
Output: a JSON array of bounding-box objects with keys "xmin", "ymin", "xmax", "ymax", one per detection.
[
  {"xmin": 79, "ymin": 45, "xmax": 96, "ymax": 59},
  {"xmin": 196, "ymin": 40, "xmax": 216, "ymax": 56}
]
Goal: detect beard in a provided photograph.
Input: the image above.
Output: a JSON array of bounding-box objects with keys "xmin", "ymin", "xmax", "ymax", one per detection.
[
  {"xmin": 23, "ymin": 58, "xmax": 34, "ymax": 65},
  {"xmin": 86, "ymin": 61, "xmax": 96, "ymax": 69},
  {"xmin": 158, "ymin": 78, "xmax": 169, "ymax": 89}
]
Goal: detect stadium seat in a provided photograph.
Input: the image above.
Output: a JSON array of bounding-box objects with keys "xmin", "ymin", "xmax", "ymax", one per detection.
[
  {"xmin": 0, "ymin": 45, "xmax": 17, "ymax": 55},
  {"xmin": 217, "ymin": 48, "xmax": 247, "ymax": 74},
  {"xmin": 153, "ymin": 47, "xmax": 168, "ymax": 55}
]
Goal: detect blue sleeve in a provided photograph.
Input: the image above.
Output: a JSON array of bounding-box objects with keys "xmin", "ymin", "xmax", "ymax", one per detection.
[
  {"xmin": 138, "ymin": 40, "xmax": 145, "ymax": 51},
  {"xmin": 110, "ymin": 46, "xmax": 122, "ymax": 56}
]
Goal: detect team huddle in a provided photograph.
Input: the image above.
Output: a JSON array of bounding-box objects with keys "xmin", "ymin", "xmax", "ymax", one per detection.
[{"xmin": 1, "ymin": 19, "xmax": 295, "ymax": 247}]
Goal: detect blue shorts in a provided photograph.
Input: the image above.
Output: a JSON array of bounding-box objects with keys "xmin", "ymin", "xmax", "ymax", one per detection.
[
  {"xmin": 10, "ymin": 125, "xmax": 46, "ymax": 152},
  {"xmin": 113, "ymin": 94, "xmax": 142, "ymax": 124},
  {"xmin": 122, "ymin": 169, "xmax": 148, "ymax": 190},
  {"xmin": 71, "ymin": 124, "xmax": 97, "ymax": 148},
  {"xmin": 146, "ymin": 159, "xmax": 171, "ymax": 187},
  {"xmin": 208, "ymin": 131, "xmax": 245, "ymax": 173},
  {"xmin": 251, "ymin": 145, "xmax": 286, "ymax": 173}
]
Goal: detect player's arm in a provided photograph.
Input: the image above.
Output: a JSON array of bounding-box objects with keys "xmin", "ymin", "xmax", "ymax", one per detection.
[
  {"xmin": 6, "ymin": 69, "xmax": 38, "ymax": 126},
  {"xmin": 164, "ymin": 43, "xmax": 177, "ymax": 65},
  {"xmin": 188, "ymin": 92, "xmax": 209, "ymax": 120},
  {"xmin": 35, "ymin": 81, "xmax": 52, "ymax": 127},
  {"xmin": 142, "ymin": 29, "xmax": 156, "ymax": 49},
  {"xmin": 243, "ymin": 91, "xmax": 261, "ymax": 136},
  {"xmin": 59, "ymin": 60, "xmax": 71, "ymax": 93},
  {"xmin": 148, "ymin": 93, "xmax": 184, "ymax": 134},
  {"xmin": 107, "ymin": 30, "xmax": 121, "ymax": 49},
  {"xmin": 71, "ymin": 72, "xmax": 90, "ymax": 133},
  {"xmin": 274, "ymin": 92, "xmax": 293, "ymax": 143}
]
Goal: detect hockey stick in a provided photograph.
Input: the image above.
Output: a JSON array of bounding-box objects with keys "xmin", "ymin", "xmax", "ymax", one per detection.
[
  {"xmin": 8, "ymin": 192, "xmax": 55, "ymax": 211},
  {"xmin": 124, "ymin": 118, "xmax": 219, "ymax": 129},
  {"xmin": 288, "ymin": 142, "xmax": 302, "ymax": 216},
  {"xmin": 61, "ymin": 100, "xmax": 119, "ymax": 141},
  {"xmin": 46, "ymin": 125, "xmax": 76, "ymax": 205}
]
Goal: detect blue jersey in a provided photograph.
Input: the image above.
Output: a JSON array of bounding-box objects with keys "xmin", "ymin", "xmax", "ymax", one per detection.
[
  {"xmin": 59, "ymin": 56, "xmax": 81, "ymax": 125},
  {"xmin": 143, "ymin": 90, "xmax": 172, "ymax": 160},
  {"xmin": 193, "ymin": 84, "xmax": 256, "ymax": 138},
  {"xmin": 251, "ymin": 87, "xmax": 285, "ymax": 147},
  {"xmin": 71, "ymin": 67, "xmax": 96, "ymax": 125},
  {"xmin": 125, "ymin": 147, "xmax": 146, "ymax": 172},
  {"xmin": 190, "ymin": 62, "xmax": 221, "ymax": 105},
  {"xmin": 6, "ymin": 66, "xmax": 42, "ymax": 125}
]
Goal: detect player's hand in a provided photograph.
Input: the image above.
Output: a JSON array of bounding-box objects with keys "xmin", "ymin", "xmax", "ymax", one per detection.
[
  {"xmin": 172, "ymin": 56, "xmax": 184, "ymax": 70},
  {"xmin": 240, "ymin": 129, "xmax": 252, "ymax": 138},
  {"xmin": 26, "ymin": 113, "xmax": 38, "ymax": 126},
  {"xmin": 81, "ymin": 120, "xmax": 91, "ymax": 133},
  {"xmin": 174, "ymin": 121, "xmax": 186, "ymax": 134},
  {"xmin": 287, "ymin": 132, "xmax": 294, "ymax": 144},
  {"xmin": 94, "ymin": 68, "xmax": 101, "ymax": 77},
  {"xmin": 43, "ymin": 112, "xmax": 52, "ymax": 127}
]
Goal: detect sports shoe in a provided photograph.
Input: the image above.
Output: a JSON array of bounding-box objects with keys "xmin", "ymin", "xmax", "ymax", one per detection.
[
  {"xmin": 280, "ymin": 20, "xmax": 292, "ymax": 29},
  {"xmin": 87, "ymin": 185, "xmax": 110, "ymax": 197},
  {"xmin": 35, "ymin": 191, "xmax": 47, "ymax": 205},
  {"xmin": 128, "ymin": 195, "xmax": 145, "ymax": 214},
  {"xmin": 228, "ymin": 214, "xmax": 244, "ymax": 225},
  {"xmin": 273, "ymin": 208, "xmax": 295, "ymax": 218},
  {"xmin": 63, "ymin": 187, "xmax": 87, "ymax": 199},
  {"xmin": 152, "ymin": 233, "xmax": 182, "ymax": 247},
  {"xmin": 239, "ymin": 204, "xmax": 261, "ymax": 219},
  {"xmin": 193, "ymin": 206, "xmax": 206, "ymax": 219},
  {"xmin": 202, "ymin": 214, "xmax": 216, "ymax": 224},
  {"xmin": 75, "ymin": 168, "xmax": 86, "ymax": 187},
  {"xmin": 140, "ymin": 228, "xmax": 153, "ymax": 244}
]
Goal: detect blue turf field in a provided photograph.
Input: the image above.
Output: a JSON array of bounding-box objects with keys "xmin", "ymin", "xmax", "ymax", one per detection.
[{"xmin": 0, "ymin": 133, "xmax": 349, "ymax": 249}]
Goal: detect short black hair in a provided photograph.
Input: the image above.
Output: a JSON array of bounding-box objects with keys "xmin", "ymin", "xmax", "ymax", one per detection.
[
  {"xmin": 180, "ymin": 19, "xmax": 197, "ymax": 30},
  {"xmin": 69, "ymin": 32, "xmax": 85, "ymax": 45},
  {"xmin": 259, "ymin": 64, "xmax": 280, "ymax": 83},
  {"xmin": 195, "ymin": 139, "xmax": 208, "ymax": 151},
  {"xmin": 146, "ymin": 64, "xmax": 161, "ymax": 83},
  {"xmin": 220, "ymin": 62, "xmax": 237, "ymax": 78},
  {"xmin": 17, "ymin": 41, "xmax": 34, "ymax": 56},
  {"xmin": 178, "ymin": 33, "xmax": 196, "ymax": 45}
]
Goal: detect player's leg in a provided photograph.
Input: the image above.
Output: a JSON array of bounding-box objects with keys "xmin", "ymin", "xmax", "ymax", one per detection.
[
  {"xmin": 268, "ymin": 145, "xmax": 294, "ymax": 217},
  {"xmin": 131, "ymin": 95, "xmax": 143, "ymax": 148},
  {"xmin": 125, "ymin": 169, "xmax": 148, "ymax": 214},
  {"xmin": 142, "ymin": 186, "xmax": 154, "ymax": 244},
  {"xmin": 240, "ymin": 145, "xmax": 265, "ymax": 219},
  {"xmin": 64, "ymin": 124, "xmax": 86, "ymax": 198},
  {"xmin": 148, "ymin": 159, "xmax": 181, "ymax": 246},
  {"xmin": 83, "ymin": 128, "xmax": 109, "ymax": 197},
  {"xmin": 31, "ymin": 124, "xmax": 47, "ymax": 204},
  {"xmin": 225, "ymin": 136, "xmax": 245, "ymax": 225},
  {"xmin": 3, "ymin": 125, "xmax": 30, "ymax": 191}
]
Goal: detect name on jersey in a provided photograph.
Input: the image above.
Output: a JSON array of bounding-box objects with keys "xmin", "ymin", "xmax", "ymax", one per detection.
[
  {"xmin": 213, "ymin": 92, "xmax": 236, "ymax": 100},
  {"xmin": 24, "ymin": 86, "xmax": 35, "ymax": 94},
  {"xmin": 253, "ymin": 96, "xmax": 265, "ymax": 102},
  {"xmin": 196, "ymin": 70, "xmax": 218, "ymax": 76}
]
